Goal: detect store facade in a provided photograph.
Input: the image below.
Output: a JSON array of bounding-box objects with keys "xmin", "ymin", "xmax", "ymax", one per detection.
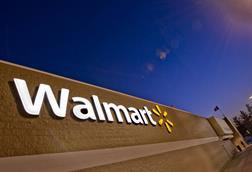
[{"xmin": 0, "ymin": 60, "xmax": 241, "ymax": 171}]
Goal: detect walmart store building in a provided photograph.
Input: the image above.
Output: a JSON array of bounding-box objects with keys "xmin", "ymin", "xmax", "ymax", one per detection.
[{"xmin": 0, "ymin": 60, "xmax": 247, "ymax": 172}]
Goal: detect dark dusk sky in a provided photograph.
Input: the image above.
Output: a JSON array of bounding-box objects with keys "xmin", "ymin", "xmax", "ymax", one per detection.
[{"xmin": 1, "ymin": 0, "xmax": 252, "ymax": 117}]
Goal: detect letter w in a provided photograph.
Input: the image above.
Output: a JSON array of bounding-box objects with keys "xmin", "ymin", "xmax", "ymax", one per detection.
[{"xmin": 13, "ymin": 78, "xmax": 69, "ymax": 117}]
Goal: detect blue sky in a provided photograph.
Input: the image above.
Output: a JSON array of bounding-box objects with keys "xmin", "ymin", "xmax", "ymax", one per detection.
[{"xmin": 1, "ymin": 0, "xmax": 252, "ymax": 117}]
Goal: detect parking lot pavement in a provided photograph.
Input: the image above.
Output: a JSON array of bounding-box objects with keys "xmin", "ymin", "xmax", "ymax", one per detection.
[{"xmin": 223, "ymin": 146, "xmax": 252, "ymax": 172}]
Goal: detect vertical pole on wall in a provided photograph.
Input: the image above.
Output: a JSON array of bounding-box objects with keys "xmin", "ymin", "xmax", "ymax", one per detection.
[
  {"xmin": 219, "ymin": 109, "xmax": 226, "ymax": 118},
  {"xmin": 214, "ymin": 106, "xmax": 226, "ymax": 118}
]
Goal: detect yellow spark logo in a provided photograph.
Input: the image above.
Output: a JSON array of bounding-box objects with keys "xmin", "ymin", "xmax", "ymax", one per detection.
[{"xmin": 152, "ymin": 105, "xmax": 174, "ymax": 133}]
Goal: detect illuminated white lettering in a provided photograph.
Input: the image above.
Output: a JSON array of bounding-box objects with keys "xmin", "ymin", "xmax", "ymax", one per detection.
[
  {"xmin": 13, "ymin": 78, "xmax": 157, "ymax": 127},
  {"xmin": 128, "ymin": 107, "xmax": 144, "ymax": 124},
  {"xmin": 92, "ymin": 95, "xmax": 106, "ymax": 121},
  {"xmin": 72, "ymin": 97, "xmax": 96, "ymax": 120},
  {"xmin": 14, "ymin": 78, "xmax": 69, "ymax": 117},
  {"xmin": 103, "ymin": 102, "xmax": 132, "ymax": 124},
  {"xmin": 144, "ymin": 106, "xmax": 157, "ymax": 126}
]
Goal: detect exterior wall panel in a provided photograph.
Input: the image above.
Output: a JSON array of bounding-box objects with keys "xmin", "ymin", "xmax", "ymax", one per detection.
[
  {"xmin": 78, "ymin": 141, "xmax": 232, "ymax": 172},
  {"xmin": 0, "ymin": 61, "xmax": 236, "ymax": 171}
]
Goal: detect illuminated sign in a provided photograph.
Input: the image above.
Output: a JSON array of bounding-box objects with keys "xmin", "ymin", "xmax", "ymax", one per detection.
[
  {"xmin": 152, "ymin": 105, "xmax": 174, "ymax": 133},
  {"xmin": 13, "ymin": 78, "xmax": 174, "ymax": 133}
]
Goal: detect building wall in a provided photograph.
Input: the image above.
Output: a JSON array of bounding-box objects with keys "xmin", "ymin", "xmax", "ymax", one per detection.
[
  {"xmin": 0, "ymin": 61, "xmax": 235, "ymax": 171},
  {"xmin": 224, "ymin": 117, "xmax": 248, "ymax": 152},
  {"xmin": 77, "ymin": 141, "xmax": 233, "ymax": 172}
]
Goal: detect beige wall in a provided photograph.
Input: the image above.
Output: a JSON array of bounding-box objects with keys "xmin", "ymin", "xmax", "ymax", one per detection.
[
  {"xmin": 0, "ymin": 61, "xmax": 236, "ymax": 171},
  {"xmin": 224, "ymin": 117, "xmax": 248, "ymax": 151},
  {"xmin": 208, "ymin": 116, "xmax": 234, "ymax": 141},
  {"xmin": 77, "ymin": 141, "xmax": 233, "ymax": 172}
]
